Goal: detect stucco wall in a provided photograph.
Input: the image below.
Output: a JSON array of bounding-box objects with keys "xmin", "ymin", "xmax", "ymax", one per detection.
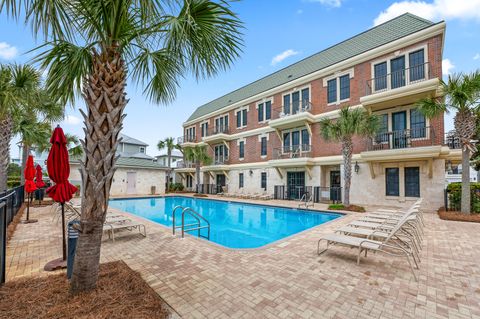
[{"xmin": 70, "ymin": 163, "xmax": 166, "ymax": 196}]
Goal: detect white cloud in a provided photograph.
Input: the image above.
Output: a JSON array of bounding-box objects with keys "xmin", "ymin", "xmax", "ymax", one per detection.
[
  {"xmin": 0, "ymin": 42, "xmax": 18, "ymax": 60},
  {"xmin": 271, "ymin": 49, "xmax": 299, "ymax": 66},
  {"xmin": 297, "ymin": 9, "xmax": 303, "ymax": 14},
  {"xmin": 374, "ymin": 0, "xmax": 480, "ymax": 26},
  {"xmin": 308, "ymin": 0, "xmax": 342, "ymax": 8},
  {"xmin": 442, "ymin": 58, "xmax": 455, "ymax": 76},
  {"xmin": 474, "ymin": 53, "xmax": 480, "ymax": 60},
  {"xmin": 63, "ymin": 115, "xmax": 82, "ymax": 126}
]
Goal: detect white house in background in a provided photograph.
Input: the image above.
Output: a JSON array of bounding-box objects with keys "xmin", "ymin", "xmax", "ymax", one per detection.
[
  {"xmin": 445, "ymin": 163, "xmax": 479, "ymax": 185},
  {"xmin": 155, "ymin": 149, "xmax": 183, "ymax": 184},
  {"xmin": 69, "ymin": 133, "xmax": 169, "ymax": 196}
]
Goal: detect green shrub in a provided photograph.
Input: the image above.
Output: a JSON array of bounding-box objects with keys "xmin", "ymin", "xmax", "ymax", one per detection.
[
  {"xmin": 7, "ymin": 178, "xmax": 21, "ymax": 188},
  {"xmin": 328, "ymin": 204, "xmax": 345, "ymax": 210},
  {"xmin": 446, "ymin": 182, "xmax": 480, "ymax": 213},
  {"xmin": 168, "ymin": 183, "xmax": 185, "ymax": 192}
]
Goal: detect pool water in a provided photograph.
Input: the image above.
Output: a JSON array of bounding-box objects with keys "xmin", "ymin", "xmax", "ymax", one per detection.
[{"xmin": 108, "ymin": 196, "xmax": 342, "ymax": 249}]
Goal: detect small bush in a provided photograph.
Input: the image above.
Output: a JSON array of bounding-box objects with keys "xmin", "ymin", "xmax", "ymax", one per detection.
[
  {"xmin": 446, "ymin": 182, "xmax": 480, "ymax": 213},
  {"xmin": 7, "ymin": 178, "xmax": 21, "ymax": 188},
  {"xmin": 168, "ymin": 183, "xmax": 185, "ymax": 192},
  {"xmin": 328, "ymin": 204, "xmax": 366, "ymax": 213}
]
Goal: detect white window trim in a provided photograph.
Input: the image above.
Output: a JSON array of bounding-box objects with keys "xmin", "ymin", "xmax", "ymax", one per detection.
[
  {"xmin": 237, "ymin": 138, "xmax": 246, "ymax": 161},
  {"xmin": 370, "ymin": 44, "xmax": 429, "ymax": 93},
  {"xmin": 323, "ymin": 68, "xmax": 354, "ymax": 106},
  {"xmin": 374, "ymin": 105, "xmax": 431, "ymax": 141},
  {"xmin": 258, "ymin": 133, "xmax": 269, "ymax": 158},
  {"xmin": 139, "ymin": 147, "xmax": 145, "ymax": 153},
  {"xmin": 281, "ymin": 127, "xmax": 311, "ymax": 153},
  {"xmin": 235, "ymin": 106, "xmax": 249, "ymax": 129},
  {"xmin": 281, "ymin": 84, "xmax": 312, "ymax": 115},
  {"xmin": 256, "ymin": 98, "xmax": 273, "ymax": 123},
  {"xmin": 185, "ymin": 125, "xmax": 196, "ymax": 138}
]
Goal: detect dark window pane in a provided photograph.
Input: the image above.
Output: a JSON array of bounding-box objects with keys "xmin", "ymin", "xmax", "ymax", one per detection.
[
  {"xmin": 339, "ymin": 75, "xmax": 350, "ymax": 100},
  {"xmin": 239, "ymin": 173, "xmax": 244, "ymax": 188},
  {"xmin": 242, "ymin": 109, "xmax": 247, "ymax": 126},
  {"xmin": 301, "ymin": 129, "xmax": 309, "ymax": 148},
  {"xmin": 405, "ymin": 167, "xmax": 420, "ymax": 197},
  {"xmin": 375, "ymin": 114, "xmax": 389, "ymax": 143},
  {"xmin": 236, "ymin": 111, "xmax": 241, "ymax": 127},
  {"xmin": 390, "ymin": 56, "xmax": 406, "ymax": 89},
  {"xmin": 292, "ymin": 91, "xmax": 300, "ymax": 114},
  {"xmin": 385, "ymin": 168, "xmax": 399, "ymax": 196},
  {"xmin": 410, "ymin": 108, "xmax": 426, "ymax": 138},
  {"xmin": 374, "ymin": 62, "xmax": 387, "ymax": 91},
  {"xmin": 265, "ymin": 101, "xmax": 271, "ymax": 120},
  {"xmin": 283, "ymin": 132, "xmax": 290, "ymax": 151},
  {"xmin": 283, "ymin": 94, "xmax": 290, "ymax": 114},
  {"xmin": 292, "ymin": 131, "xmax": 300, "ymax": 150},
  {"xmin": 301, "ymin": 88, "xmax": 309, "ymax": 108},
  {"xmin": 258, "ymin": 103, "xmax": 264, "ymax": 122},
  {"xmin": 409, "ymin": 49, "xmax": 425, "ymax": 82},
  {"xmin": 261, "ymin": 172, "xmax": 267, "ymax": 190},
  {"xmin": 261, "ymin": 137, "xmax": 267, "ymax": 156},
  {"xmin": 239, "ymin": 141, "xmax": 244, "ymax": 158},
  {"xmin": 327, "ymin": 79, "xmax": 337, "ymax": 103}
]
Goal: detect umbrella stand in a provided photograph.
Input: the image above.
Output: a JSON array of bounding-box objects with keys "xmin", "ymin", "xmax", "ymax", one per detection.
[
  {"xmin": 44, "ymin": 203, "xmax": 67, "ymax": 271},
  {"xmin": 21, "ymin": 193, "xmax": 38, "ymax": 224}
]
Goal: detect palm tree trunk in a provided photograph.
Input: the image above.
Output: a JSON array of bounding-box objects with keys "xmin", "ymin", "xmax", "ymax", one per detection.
[
  {"xmin": 20, "ymin": 143, "xmax": 29, "ymax": 185},
  {"xmin": 0, "ymin": 115, "xmax": 13, "ymax": 192},
  {"xmin": 196, "ymin": 160, "xmax": 200, "ymax": 193},
  {"xmin": 461, "ymin": 148, "xmax": 471, "ymax": 214},
  {"xmin": 70, "ymin": 49, "xmax": 127, "ymax": 293},
  {"xmin": 341, "ymin": 138, "xmax": 353, "ymax": 207}
]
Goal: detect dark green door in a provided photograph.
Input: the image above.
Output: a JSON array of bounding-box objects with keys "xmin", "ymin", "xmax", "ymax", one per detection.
[
  {"xmin": 287, "ymin": 172, "xmax": 305, "ymax": 200},
  {"xmin": 392, "ymin": 111, "xmax": 407, "ymax": 148},
  {"xmin": 330, "ymin": 171, "xmax": 341, "ymax": 201}
]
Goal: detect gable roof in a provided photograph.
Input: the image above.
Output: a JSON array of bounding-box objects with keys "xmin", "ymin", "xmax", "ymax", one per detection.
[
  {"xmin": 119, "ymin": 133, "xmax": 148, "ymax": 146},
  {"xmin": 70, "ymin": 157, "xmax": 167, "ymax": 170},
  {"xmin": 186, "ymin": 13, "xmax": 438, "ymax": 123}
]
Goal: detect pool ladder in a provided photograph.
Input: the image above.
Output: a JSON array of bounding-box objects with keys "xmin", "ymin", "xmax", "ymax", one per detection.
[
  {"xmin": 298, "ymin": 193, "xmax": 314, "ymax": 209},
  {"xmin": 172, "ymin": 205, "xmax": 210, "ymax": 240}
]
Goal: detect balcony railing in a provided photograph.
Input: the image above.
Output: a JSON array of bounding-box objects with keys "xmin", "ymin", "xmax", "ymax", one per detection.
[
  {"xmin": 204, "ymin": 126, "xmax": 229, "ymax": 137},
  {"xmin": 365, "ymin": 62, "xmax": 436, "ymax": 96},
  {"xmin": 366, "ymin": 126, "xmax": 434, "ymax": 151},
  {"xmin": 177, "ymin": 135, "xmax": 197, "ymax": 144},
  {"xmin": 273, "ymin": 100, "xmax": 312, "ymax": 118},
  {"xmin": 213, "ymin": 156, "xmax": 229, "ymax": 165},
  {"xmin": 444, "ymin": 131, "xmax": 462, "ymax": 149},
  {"xmin": 273, "ymin": 144, "xmax": 312, "ymax": 159},
  {"xmin": 176, "ymin": 161, "xmax": 195, "ymax": 168}
]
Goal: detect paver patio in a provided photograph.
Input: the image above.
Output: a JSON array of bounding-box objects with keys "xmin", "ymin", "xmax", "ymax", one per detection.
[{"xmin": 5, "ymin": 199, "xmax": 480, "ymax": 319}]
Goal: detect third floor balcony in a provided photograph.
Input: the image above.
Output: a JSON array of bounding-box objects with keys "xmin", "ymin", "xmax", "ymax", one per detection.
[
  {"xmin": 272, "ymin": 144, "xmax": 312, "ymax": 160},
  {"xmin": 269, "ymin": 101, "xmax": 315, "ymax": 131},
  {"xmin": 177, "ymin": 135, "xmax": 198, "ymax": 145},
  {"xmin": 365, "ymin": 126, "xmax": 436, "ymax": 152},
  {"xmin": 202, "ymin": 126, "xmax": 230, "ymax": 143}
]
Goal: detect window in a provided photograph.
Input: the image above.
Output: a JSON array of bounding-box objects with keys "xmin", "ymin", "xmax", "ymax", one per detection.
[
  {"xmin": 261, "ymin": 137, "xmax": 267, "ymax": 156},
  {"xmin": 239, "ymin": 173, "xmax": 244, "ymax": 188},
  {"xmin": 339, "ymin": 75, "xmax": 350, "ymax": 100},
  {"xmin": 385, "ymin": 168, "xmax": 399, "ymax": 196},
  {"xmin": 410, "ymin": 108, "xmax": 426, "ymax": 138},
  {"xmin": 376, "ymin": 114, "xmax": 389, "ymax": 143},
  {"xmin": 239, "ymin": 141, "xmax": 245, "ymax": 159},
  {"xmin": 236, "ymin": 109, "xmax": 247, "ymax": 128},
  {"xmin": 139, "ymin": 147, "xmax": 145, "ymax": 153},
  {"xmin": 301, "ymin": 88, "xmax": 310, "ymax": 109},
  {"xmin": 409, "ymin": 49, "xmax": 425, "ymax": 82},
  {"xmin": 257, "ymin": 100, "xmax": 271, "ymax": 122},
  {"xmin": 301, "ymin": 129, "xmax": 310, "ymax": 151},
  {"xmin": 186, "ymin": 175, "xmax": 193, "ymax": 188},
  {"xmin": 374, "ymin": 62, "xmax": 387, "ymax": 91},
  {"xmin": 185, "ymin": 127, "xmax": 195, "ymax": 141},
  {"xmin": 283, "ymin": 94, "xmax": 290, "ymax": 115},
  {"xmin": 327, "ymin": 79, "xmax": 337, "ymax": 104},
  {"xmin": 283, "ymin": 88, "xmax": 309, "ymax": 115},
  {"xmin": 214, "ymin": 115, "xmax": 228, "ymax": 133},
  {"xmin": 201, "ymin": 122, "xmax": 208, "ymax": 137},
  {"xmin": 390, "ymin": 56, "xmax": 405, "ymax": 89},
  {"xmin": 405, "ymin": 167, "xmax": 420, "ymax": 197},
  {"xmin": 214, "ymin": 144, "xmax": 228, "ymax": 164},
  {"xmin": 283, "ymin": 128, "xmax": 310, "ymax": 152},
  {"xmin": 261, "ymin": 172, "xmax": 267, "ymax": 190}
]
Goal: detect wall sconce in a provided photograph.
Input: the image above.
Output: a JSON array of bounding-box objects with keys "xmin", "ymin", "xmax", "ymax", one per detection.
[
  {"xmin": 249, "ymin": 170, "xmax": 253, "ymax": 176},
  {"xmin": 354, "ymin": 161, "xmax": 360, "ymax": 174}
]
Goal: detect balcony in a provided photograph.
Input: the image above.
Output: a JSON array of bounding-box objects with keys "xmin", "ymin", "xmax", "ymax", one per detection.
[
  {"xmin": 361, "ymin": 62, "xmax": 441, "ymax": 110},
  {"xmin": 365, "ymin": 127, "xmax": 435, "ymax": 151},
  {"xmin": 213, "ymin": 156, "xmax": 229, "ymax": 165},
  {"xmin": 177, "ymin": 135, "xmax": 197, "ymax": 144},
  {"xmin": 269, "ymin": 101, "xmax": 315, "ymax": 131},
  {"xmin": 273, "ymin": 144, "xmax": 312, "ymax": 160},
  {"xmin": 444, "ymin": 131, "xmax": 462, "ymax": 149},
  {"xmin": 202, "ymin": 126, "xmax": 231, "ymax": 144},
  {"xmin": 176, "ymin": 161, "xmax": 195, "ymax": 168}
]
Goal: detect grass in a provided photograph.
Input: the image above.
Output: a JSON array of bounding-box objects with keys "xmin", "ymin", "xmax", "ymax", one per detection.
[
  {"xmin": 438, "ymin": 209, "xmax": 480, "ymax": 223},
  {"xmin": 0, "ymin": 261, "xmax": 171, "ymax": 319},
  {"xmin": 328, "ymin": 204, "xmax": 366, "ymax": 213}
]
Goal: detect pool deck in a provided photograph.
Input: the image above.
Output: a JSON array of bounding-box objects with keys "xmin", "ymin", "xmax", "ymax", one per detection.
[{"xmin": 5, "ymin": 197, "xmax": 480, "ymax": 319}]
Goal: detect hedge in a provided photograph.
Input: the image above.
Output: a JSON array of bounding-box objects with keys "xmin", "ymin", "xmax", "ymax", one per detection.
[{"xmin": 446, "ymin": 182, "xmax": 480, "ymax": 213}]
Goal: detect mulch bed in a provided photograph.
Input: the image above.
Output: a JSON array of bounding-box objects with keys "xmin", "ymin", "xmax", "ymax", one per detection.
[
  {"xmin": 6, "ymin": 204, "xmax": 25, "ymax": 242},
  {"xmin": 0, "ymin": 261, "xmax": 171, "ymax": 319},
  {"xmin": 438, "ymin": 209, "xmax": 480, "ymax": 223}
]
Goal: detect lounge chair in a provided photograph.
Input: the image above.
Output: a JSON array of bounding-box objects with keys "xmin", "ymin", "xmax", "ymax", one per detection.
[
  {"xmin": 317, "ymin": 214, "xmax": 419, "ymax": 281},
  {"xmin": 103, "ymin": 221, "xmax": 146, "ymax": 242}
]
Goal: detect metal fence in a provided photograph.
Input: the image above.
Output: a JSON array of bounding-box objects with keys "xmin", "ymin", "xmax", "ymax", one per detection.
[
  {"xmin": 1, "ymin": 185, "xmax": 25, "ymax": 284},
  {"xmin": 313, "ymin": 186, "xmax": 342, "ymax": 204}
]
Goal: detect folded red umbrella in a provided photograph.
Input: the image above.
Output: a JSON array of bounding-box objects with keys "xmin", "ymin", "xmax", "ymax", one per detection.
[
  {"xmin": 35, "ymin": 164, "xmax": 46, "ymax": 188},
  {"xmin": 46, "ymin": 126, "xmax": 77, "ymax": 203},
  {"xmin": 24, "ymin": 155, "xmax": 37, "ymax": 194}
]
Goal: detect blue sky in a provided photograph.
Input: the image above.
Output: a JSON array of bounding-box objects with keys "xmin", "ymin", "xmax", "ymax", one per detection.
[{"xmin": 1, "ymin": 0, "xmax": 480, "ymax": 158}]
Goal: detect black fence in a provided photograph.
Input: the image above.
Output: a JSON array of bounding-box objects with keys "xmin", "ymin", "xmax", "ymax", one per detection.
[
  {"xmin": 274, "ymin": 185, "xmax": 342, "ymax": 203},
  {"xmin": 1, "ymin": 185, "xmax": 25, "ymax": 285},
  {"xmin": 196, "ymin": 184, "xmax": 225, "ymax": 195}
]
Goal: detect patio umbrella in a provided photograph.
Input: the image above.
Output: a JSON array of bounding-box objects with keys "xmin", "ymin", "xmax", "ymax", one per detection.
[
  {"xmin": 22, "ymin": 155, "xmax": 38, "ymax": 223},
  {"xmin": 35, "ymin": 165, "xmax": 46, "ymax": 204},
  {"xmin": 44, "ymin": 126, "xmax": 78, "ymax": 271}
]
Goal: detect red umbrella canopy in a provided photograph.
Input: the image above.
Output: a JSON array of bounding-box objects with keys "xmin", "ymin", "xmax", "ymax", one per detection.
[
  {"xmin": 24, "ymin": 155, "xmax": 37, "ymax": 193},
  {"xmin": 35, "ymin": 165, "xmax": 46, "ymax": 188},
  {"xmin": 46, "ymin": 126, "xmax": 77, "ymax": 203}
]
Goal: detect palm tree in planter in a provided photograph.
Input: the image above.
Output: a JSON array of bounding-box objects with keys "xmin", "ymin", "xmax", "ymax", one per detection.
[
  {"xmin": 416, "ymin": 71, "xmax": 480, "ymax": 214},
  {"xmin": 319, "ymin": 106, "xmax": 379, "ymax": 207},
  {"xmin": 2, "ymin": 0, "xmax": 243, "ymax": 292},
  {"xmin": 184, "ymin": 145, "xmax": 212, "ymax": 193},
  {"xmin": 157, "ymin": 137, "xmax": 181, "ymax": 191}
]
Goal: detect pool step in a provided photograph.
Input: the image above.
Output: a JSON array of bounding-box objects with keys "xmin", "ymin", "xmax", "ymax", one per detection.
[{"xmin": 172, "ymin": 205, "xmax": 210, "ymax": 240}]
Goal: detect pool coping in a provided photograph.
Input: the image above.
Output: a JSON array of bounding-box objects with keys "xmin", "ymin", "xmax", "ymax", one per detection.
[{"xmin": 108, "ymin": 195, "xmax": 349, "ymax": 252}]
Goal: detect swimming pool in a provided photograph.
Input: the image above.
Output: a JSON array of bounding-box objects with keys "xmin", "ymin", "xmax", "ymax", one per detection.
[{"xmin": 108, "ymin": 196, "xmax": 342, "ymax": 249}]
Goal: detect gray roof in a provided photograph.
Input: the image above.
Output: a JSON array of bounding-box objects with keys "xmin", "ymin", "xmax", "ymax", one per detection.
[
  {"xmin": 187, "ymin": 13, "xmax": 437, "ymax": 122},
  {"xmin": 70, "ymin": 157, "xmax": 167, "ymax": 169},
  {"xmin": 156, "ymin": 149, "xmax": 183, "ymax": 158},
  {"xmin": 118, "ymin": 152, "xmax": 154, "ymax": 159},
  {"xmin": 119, "ymin": 133, "xmax": 148, "ymax": 146}
]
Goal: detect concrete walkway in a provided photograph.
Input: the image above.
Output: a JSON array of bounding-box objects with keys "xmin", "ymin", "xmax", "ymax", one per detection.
[{"xmin": 5, "ymin": 201, "xmax": 480, "ymax": 319}]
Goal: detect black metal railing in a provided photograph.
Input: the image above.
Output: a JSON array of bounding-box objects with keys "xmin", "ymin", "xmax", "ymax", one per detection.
[
  {"xmin": 177, "ymin": 161, "xmax": 195, "ymax": 168},
  {"xmin": 366, "ymin": 126, "xmax": 434, "ymax": 151},
  {"xmin": 196, "ymin": 184, "xmax": 224, "ymax": 195},
  {"xmin": 365, "ymin": 62, "xmax": 434, "ymax": 95},
  {"xmin": 273, "ymin": 100, "xmax": 312, "ymax": 118},
  {"xmin": 444, "ymin": 131, "xmax": 461, "ymax": 149},
  {"xmin": 214, "ymin": 156, "xmax": 229, "ymax": 165},
  {"xmin": 205, "ymin": 126, "xmax": 229, "ymax": 137},
  {"xmin": 177, "ymin": 135, "xmax": 197, "ymax": 144},
  {"xmin": 313, "ymin": 186, "xmax": 342, "ymax": 204},
  {"xmin": 273, "ymin": 185, "xmax": 313, "ymax": 200},
  {"xmin": 273, "ymin": 144, "xmax": 312, "ymax": 159},
  {"xmin": 1, "ymin": 185, "xmax": 25, "ymax": 285}
]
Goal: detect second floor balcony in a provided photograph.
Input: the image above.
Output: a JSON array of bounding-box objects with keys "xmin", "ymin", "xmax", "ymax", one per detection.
[
  {"xmin": 177, "ymin": 135, "xmax": 198, "ymax": 145},
  {"xmin": 366, "ymin": 126, "xmax": 435, "ymax": 151},
  {"xmin": 269, "ymin": 101, "xmax": 315, "ymax": 130},
  {"xmin": 202, "ymin": 126, "xmax": 230, "ymax": 143}
]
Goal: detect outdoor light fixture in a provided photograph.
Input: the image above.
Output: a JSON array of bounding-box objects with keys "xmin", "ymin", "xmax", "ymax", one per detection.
[
  {"xmin": 249, "ymin": 170, "xmax": 253, "ymax": 176},
  {"xmin": 354, "ymin": 161, "xmax": 360, "ymax": 174}
]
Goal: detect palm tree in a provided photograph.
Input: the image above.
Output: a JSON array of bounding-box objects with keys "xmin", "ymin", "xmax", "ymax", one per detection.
[
  {"xmin": 319, "ymin": 106, "xmax": 379, "ymax": 206},
  {"xmin": 184, "ymin": 145, "xmax": 212, "ymax": 193},
  {"xmin": 36, "ymin": 133, "xmax": 84, "ymax": 158},
  {"xmin": 1, "ymin": 0, "xmax": 243, "ymax": 292},
  {"xmin": 0, "ymin": 64, "xmax": 41, "ymax": 191},
  {"xmin": 157, "ymin": 137, "xmax": 181, "ymax": 191},
  {"xmin": 416, "ymin": 71, "xmax": 480, "ymax": 214}
]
